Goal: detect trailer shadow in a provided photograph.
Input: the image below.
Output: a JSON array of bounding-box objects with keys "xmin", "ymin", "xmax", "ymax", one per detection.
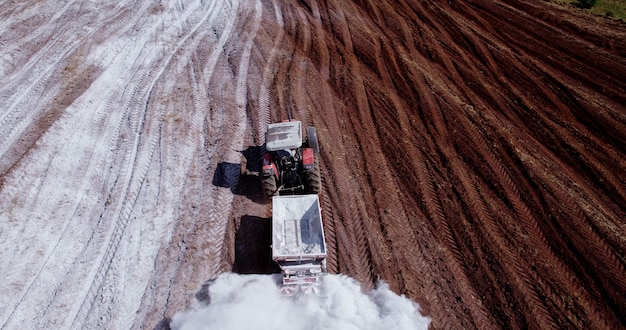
[
  {"xmin": 155, "ymin": 214, "xmax": 280, "ymax": 329},
  {"xmin": 212, "ymin": 146, "xmax": 266, "ymax": 204},
  {"xmin": 233, "ymin": 215, "xmax": 280, "ymax": 275}
]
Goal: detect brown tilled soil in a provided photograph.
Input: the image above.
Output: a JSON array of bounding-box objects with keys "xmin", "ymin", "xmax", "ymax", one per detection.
[{"xmin": 228, "ymin": 0, "xmax": 626, "ymax": 329}]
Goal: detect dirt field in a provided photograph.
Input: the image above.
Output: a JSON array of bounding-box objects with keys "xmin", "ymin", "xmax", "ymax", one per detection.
[{"xmin": 1, "ymin": 0, "xmax": 625, "ymax": 329}]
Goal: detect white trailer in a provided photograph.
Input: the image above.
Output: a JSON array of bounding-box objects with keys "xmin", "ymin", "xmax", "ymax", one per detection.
[{"xmin": 271, "ymin": 194, "xmax": 327, "ymax": 295}]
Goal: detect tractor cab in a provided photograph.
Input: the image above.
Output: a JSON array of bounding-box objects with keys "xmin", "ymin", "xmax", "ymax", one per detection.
[{"xmin": 265, "ymin": 121, "xmax": 303, "ymax": 151}]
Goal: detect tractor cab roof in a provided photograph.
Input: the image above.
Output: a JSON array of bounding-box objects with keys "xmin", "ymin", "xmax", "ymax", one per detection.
[{"xmin": 266, "ymin": 121, "xmax": 302, "ymax": 151}]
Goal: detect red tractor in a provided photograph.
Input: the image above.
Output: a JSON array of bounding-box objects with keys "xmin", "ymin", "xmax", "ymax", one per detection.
[{"xmin": 261, "ymin": 120, "xmax": 321, "ymax": 197}]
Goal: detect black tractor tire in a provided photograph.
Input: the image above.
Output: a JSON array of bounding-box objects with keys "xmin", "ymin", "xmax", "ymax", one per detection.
[
  {"xmin": 306, "ymin": 126, "xmax": 319, "ymax": 154},
  {"xmin": 306, "ymin": 159, "xmax": 321, "ymax": 194},
  {"xmin": 262, "ymin": 175, "xmax": 278, "ymax": 197}
]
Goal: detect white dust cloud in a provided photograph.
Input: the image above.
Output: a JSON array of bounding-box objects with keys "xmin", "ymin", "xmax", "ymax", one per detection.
[{"xmin": 170, "ymin": 273, "xmax": 430, "ymax": 330}]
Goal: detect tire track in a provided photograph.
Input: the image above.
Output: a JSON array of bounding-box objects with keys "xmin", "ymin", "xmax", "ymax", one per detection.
[
  {"xmin": 461, "ymin": 90, "xmax": 623, "ymax": 326},
  {"xmin": 150, "ymin": 3, "xmax": 260, "ymax": 320},
  {"xmin": 0, "ymin": 2, "xmax": 147, "ymax": 327},
  {"xmin": 423, "ymin": 47, "xmax": 580, "ymax": 326},
  {"xmin": 346, "ymin": 1, "xmax": 620, "ymax": 328},
  {"xmin": 446, "ymin": 2, "xmax": 626, "ymax": 210},
  {"xmin": 345, "ymin": 52, "xmax": 447, "ymax": 321},
  {"xmin": 317, "ymin": 151, "xmax": 366, "ymax": 280},
  {"xmin": 470, "ymin": 0, "xmax": 626, "ymax": 148},
  {"xmin": 126, "ymin": 2, "xmax": 224, "ymax": 326},
  {"xmin": 454, "ymin": 7, "xmax": 626, "ymax": 208},
  {"xmin": 292, "ymin": 5, "xmax": 313, "ymax": 123},
  {"xmin": 0, "ymin": 0, "xmax": 128, "ymax": 96},
  {"xmin": 9, "ymin": 58, "xmax": 133, "ymax": 329},
  {"xmin": 256, "ymin": 0, "xmax": 284, "ymax": 145},
  {"xmin": 459, "ymin": 167, "xmax": 558, "ymax": 329},
  {"xmin": 118, "ymin": 1, "xmax": 238, "ymax": 324},
  {"xmin": 318, "ymin": 168, "xmax": 338, "ymax": 273},
  {"xmin": 205, "ymin": 0, "xmax": 261, "ymax": 279},
  {"xmin": 401, "ymin": 61, "xmax": 495, "ymax": 328},
  {"xmin": 412, "ymin": 108, "xmax": 493, "ymax": 329},
  {"xmin": 404, "ymin": 2, "xmax": 623, "ymax": 324},
  {"xmin": 456, "ymin": 108, "xmax": 579, "ymax": 328},
  {"xmin": 448, "ymin": 2, "xmax": 626, "ymax": 245},
  {"xmin": 71, "ymin": 76, "xmax": 160, "ymax": 329},
  {"xmin": 0, "ymin": 1, "xmax": 135, "ymax": 178},
  {"xmin": 307, "ymin": 0, "xmax": 338, "ymax": 275},
  {"xmin": 373, "ymin": 34, "xmax": 494, "ymax": 325},
  {"xmin": 330, "ymin": 0, "xmax": 448, "ymax": 295},
  {"xmin": 69, "ymin": 1, "xmax": 219, "ymax": 326},
  {"xmin": 507, "ymin": 130, "xmax": 626, "ymax": 317},
  {"xmin": 322, "ymin": 1, "xmax": 382, "ymax": 286}
]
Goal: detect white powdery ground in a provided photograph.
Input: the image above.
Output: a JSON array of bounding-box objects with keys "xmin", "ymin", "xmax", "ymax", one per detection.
[{"xmin": 0, "ymin": 0, "xmax": 244, "ymax": 328}]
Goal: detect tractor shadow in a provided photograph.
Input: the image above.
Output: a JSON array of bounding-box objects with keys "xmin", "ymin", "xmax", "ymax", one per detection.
[
  {"xmin": 211, "ymin": 145, "xmax": 266, "ymax": 203},
  {"xmin": 232, "ymin": 215, "xmax": 281, "ymax": 275}
]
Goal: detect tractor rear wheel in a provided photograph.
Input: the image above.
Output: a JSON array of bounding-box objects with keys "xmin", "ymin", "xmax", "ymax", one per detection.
[
  {"xmin": 306, "ymin": 158, "xmax": 321, "ymax": 194},
  {"xmin": 262, "ymin": 175, "xmax": 278, "ymax": 197}
]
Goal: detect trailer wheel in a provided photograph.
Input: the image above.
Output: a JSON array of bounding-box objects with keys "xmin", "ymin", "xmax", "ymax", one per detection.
[
  {"xmin": 306, "ymin": 158, "xmax": 321, "ymax": 194},
  {"xmin": 262, "ymin": 175, "xmax": 278, "ymax": 197}
]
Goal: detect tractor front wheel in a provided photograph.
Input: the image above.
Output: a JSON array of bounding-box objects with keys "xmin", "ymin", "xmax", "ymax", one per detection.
[{"xmin": 306, "ymin": 127, "xmax": 319, "ymax": 154}]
